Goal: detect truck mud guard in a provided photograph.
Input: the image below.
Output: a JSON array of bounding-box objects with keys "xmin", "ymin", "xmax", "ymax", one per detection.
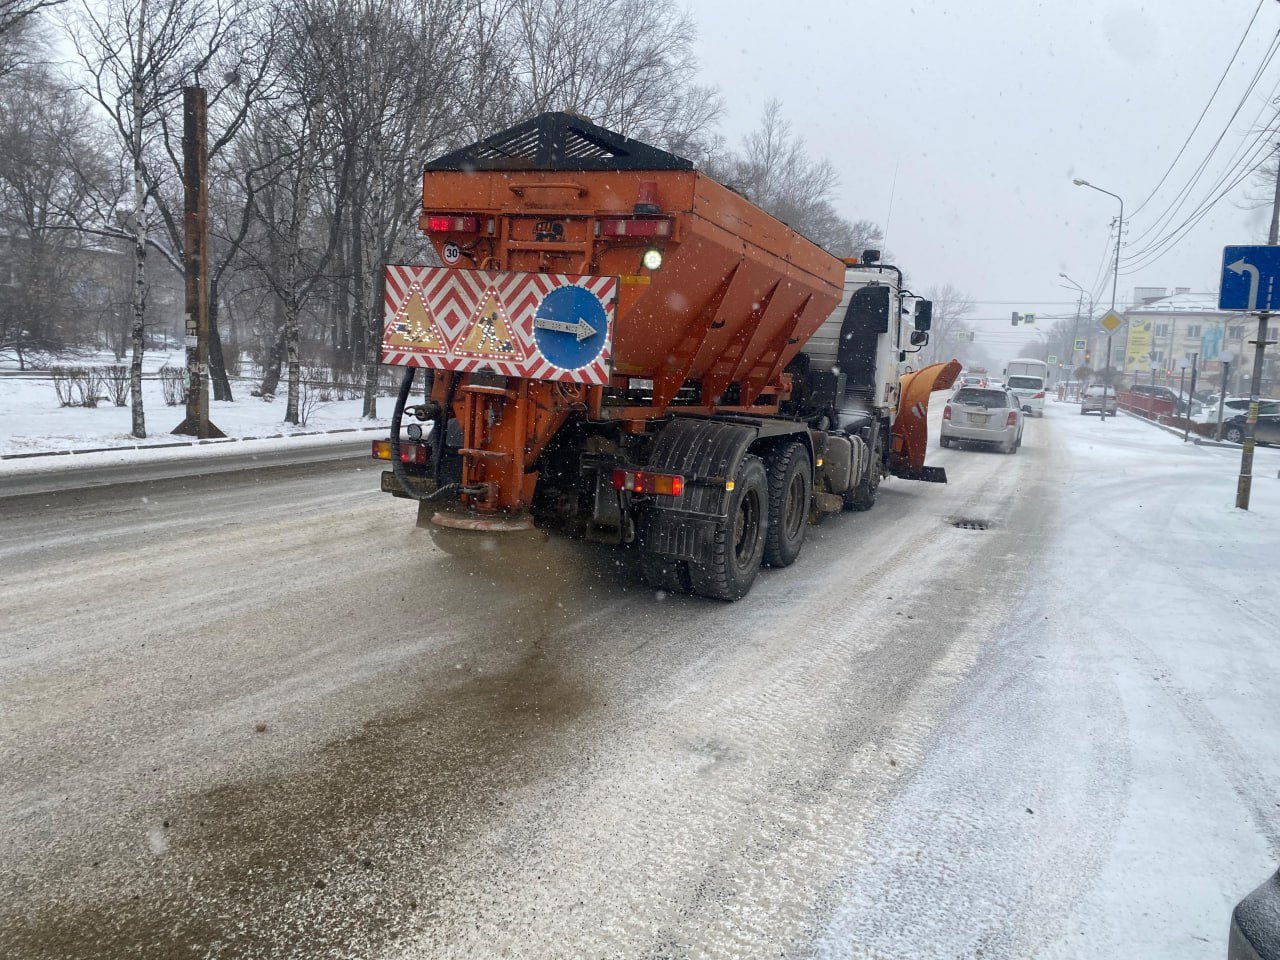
[
  {"xmin": 890, "ymin": 359, "xmax": 962, "ymax": 483},
  {"xmin": 638, "ymin": 418, "xmax": 760, "ymax": 562}
]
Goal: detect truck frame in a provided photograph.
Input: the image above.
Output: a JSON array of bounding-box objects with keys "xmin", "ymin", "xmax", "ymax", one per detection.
[{"xmin": 376, "ymin": 113, "xmax": 958, "ymax": 599}]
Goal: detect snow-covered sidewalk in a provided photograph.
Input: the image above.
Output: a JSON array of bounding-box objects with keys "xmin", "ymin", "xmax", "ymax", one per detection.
[
  {"xmin": 0, "ymin": 359, "xmax": 391, "ymax": 459},
  {"xmin": 817, "ymin": 403, "xmax": 1280, "ymax": 959}
]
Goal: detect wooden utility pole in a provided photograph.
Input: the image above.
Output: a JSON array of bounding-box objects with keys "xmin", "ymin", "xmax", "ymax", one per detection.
[
  {"xmin": 1235, "ymin": 143, "xmax": 1280, "ymax": 509},
  {"xmin": 174, "ymin": 86, "xmax": 224, "ymax": 438}
]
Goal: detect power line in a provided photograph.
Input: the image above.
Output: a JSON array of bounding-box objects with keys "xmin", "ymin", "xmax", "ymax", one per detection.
[
  {"xmin": 1122, "ymin": 27, "xmax": 1280, "ymax": 258},
  {"xmin": 1120, "ymin": 139, "xmax": 1276, "ymax": 275},
  {"xmin": 1130, "ymin": 0, "xmax": 1267, "ymax": 219},
  {"xmin": 1122, "ymin": 106, "xmax": 1279, "ymax": 266}
]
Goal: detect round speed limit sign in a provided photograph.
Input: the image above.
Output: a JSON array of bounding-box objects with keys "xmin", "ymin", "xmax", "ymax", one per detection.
[{"xmin": 441, "ymin": 241, "xmax": 461, "ymax": 265}]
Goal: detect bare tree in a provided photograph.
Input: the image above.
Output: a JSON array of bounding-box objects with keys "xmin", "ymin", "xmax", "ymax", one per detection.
[
  {"xmin": 67, "ymin": 0, "xmax": 239, "ymax": 436},
  {"xmin": 506, "ymin": 0, "xmax": 721, "ymax": 144},
  {"xmin": 0, "ymin": 58, "xmax": 115, "ymax": 366},
  {"xmin": 0, "ymin": 0, "xmax": 63, "ymax": 77},
  {"xmin": 920, "ymin": 283, "xmax": 975, "ymax": 365},
  {"xmin": 710, "ymin": 100, "xmax": 881, "ymax": 256}
]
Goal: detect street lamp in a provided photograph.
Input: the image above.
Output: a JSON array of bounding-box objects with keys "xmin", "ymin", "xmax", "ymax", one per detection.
[
  {"xmin": 1058, "ymin": 272, "xmax": 1092, "ymax": 391},
  {"xmin": 1073, "ymin": 178, "xmax": 1125, "ymax": 420},
  {"xmin": 1216, "ymin": 347, "xmax": 1237, "ymax": 442}
]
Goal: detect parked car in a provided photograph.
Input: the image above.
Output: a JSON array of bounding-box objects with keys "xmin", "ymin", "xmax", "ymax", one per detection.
[
  {"xmin": 940, "ymin": 387, "xmax": 1024, "ymax": 453},
  {"xmin": 1229, "ymin": 868, "xmax": 1280, "ymax": 959},
  {"xmin": 1081, "ymin": 384, "xmax": 1118, "ymax": 416},
  {"xmin": 1196, "ymin": 397, "xmax": 1280, "ymax": 425},
  {"xmin": 1221, "ymin": 410, "xmax": 1280, "ymax": 445},
  {"xmin": 1006, "ymin": 374, "xmax": 1047, "ymax": 417},
  {"xmin": 1128, "ymin": 383, "xmax": 1199, "ymax": 417}
]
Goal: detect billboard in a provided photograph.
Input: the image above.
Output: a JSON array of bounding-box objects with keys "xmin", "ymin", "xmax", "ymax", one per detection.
[
  {"xmin": 1124, "ymin": 317, "xmax": 1153, "ymax": 373},
  {"xmin": 1200, "ymin": 324, "xmax": 1222, "ymax": 362}
]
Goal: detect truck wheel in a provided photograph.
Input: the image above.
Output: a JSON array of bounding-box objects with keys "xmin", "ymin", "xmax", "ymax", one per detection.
[
  {"xmin": 763, "ymin": 442, "xmax": 811, "ymax": 568},
  {"xmin": 639, "ymin": 550, "xmax": 691, "ymax": 594},
  {"xmin": 689, "ymin": 455, "xmax": 768, "ymax": 601}
]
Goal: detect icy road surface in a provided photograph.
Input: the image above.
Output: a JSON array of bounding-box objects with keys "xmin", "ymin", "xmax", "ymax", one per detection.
[{"xmin": 1, "ymin": 401, "xmax": 1278, "ymax": 958}]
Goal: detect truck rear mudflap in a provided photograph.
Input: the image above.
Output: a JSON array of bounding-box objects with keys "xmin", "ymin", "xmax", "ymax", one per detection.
[{"xmin": 890, "ymin": 360, "xmax": 962, "ymax": 482}]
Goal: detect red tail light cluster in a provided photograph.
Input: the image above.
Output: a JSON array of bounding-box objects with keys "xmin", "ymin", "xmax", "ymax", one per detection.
[
  {"xmin": 425, "ymin": 215, "xmax": 480, "ymax": 233},
  {"xmin": 611, "ymin": 468, "xmax": 684, "ymax": 496},
  {"xmin": 372, "ymin": 439, "xmax": 429, "ymax": 464},
  {"xmin": 1033, "ymin": 391, "xmax": 1045, "ymax": 399},
  {"xmin": 943, "ymin": 405, "xmax": 952, "ymax": 420},
  {"xmin": 1006, "ymin": 411, "xmax": 1019, "ymax": 426},
  {"xmin": 598, "ymin": 217, "xmax": 673, "ymax": 238}
]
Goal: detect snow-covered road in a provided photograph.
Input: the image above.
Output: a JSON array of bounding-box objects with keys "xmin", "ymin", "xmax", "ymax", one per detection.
[{"xmin": 1, "ymin": 399, "xmax": 1277, "ymax": 958}]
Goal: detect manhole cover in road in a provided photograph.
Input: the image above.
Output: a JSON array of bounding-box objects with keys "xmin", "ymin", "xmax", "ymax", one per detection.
[{"xmin": 949, "ymin": 518, "xmax": 992, "ymax": 530}]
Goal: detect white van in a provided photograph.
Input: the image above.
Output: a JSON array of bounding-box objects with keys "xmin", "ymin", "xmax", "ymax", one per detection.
[{"xmin": 1004, "ymin": 358, "xmax": 1048, "ymax": 417}]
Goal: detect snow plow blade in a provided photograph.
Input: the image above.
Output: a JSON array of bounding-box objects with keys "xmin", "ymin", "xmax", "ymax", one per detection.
[{"xmin": 890, "ymin": 359, "xmax": 962, "ymax": 483}]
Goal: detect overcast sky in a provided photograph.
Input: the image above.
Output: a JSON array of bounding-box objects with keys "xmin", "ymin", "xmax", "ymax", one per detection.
[{"xmin": 689, "ymin": 0, "xmax": 1279, "ymax": 351}]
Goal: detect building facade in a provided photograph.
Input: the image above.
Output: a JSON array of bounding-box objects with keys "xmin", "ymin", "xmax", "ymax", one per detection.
[{"xmin": 1121, "ymin": 288, "xmax": 1277, "ymax": 397}]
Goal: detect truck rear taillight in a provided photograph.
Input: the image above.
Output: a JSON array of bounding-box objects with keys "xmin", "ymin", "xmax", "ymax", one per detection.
[
  {"xmin": 372, "ymin": 439, "xmax": 429, "ymax": 464},
  {"xmin": 425, "ymin": 215, "xmax": 480, "ymax": 233},
  {"xmin": 943, "ymin": 405, "xmax": 952, "ymax": 420},
  {"xmin": 1033, "ymin": 391, "xmax": 1045, "ymax": 399},
  {"xmin": 1007, "ymin": 411, "xmax": 1019, "ymax": 426},
  {"xmin": 598, "ymin": 217, "xmax": 673, "ymax": 238},
  {"xmin": 611, "ymin": 468, "xmax": 684, "ymax": 496}
]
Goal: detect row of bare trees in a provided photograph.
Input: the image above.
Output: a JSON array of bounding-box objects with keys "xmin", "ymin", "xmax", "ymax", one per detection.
[{"xmin": 2, "ymin": 0, "xmax": 887, "ymax": 436}]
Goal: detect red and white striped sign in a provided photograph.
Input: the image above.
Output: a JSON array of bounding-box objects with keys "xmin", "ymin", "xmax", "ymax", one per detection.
[{"xmin": 381, "ymin": 266, "xmax": 617, "ymax": 385}]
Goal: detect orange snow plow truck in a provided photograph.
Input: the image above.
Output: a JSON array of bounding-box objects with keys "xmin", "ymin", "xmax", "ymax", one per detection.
[{"xmin": 376, "ymin": 113, "xmax": 959, "ymax": 600}]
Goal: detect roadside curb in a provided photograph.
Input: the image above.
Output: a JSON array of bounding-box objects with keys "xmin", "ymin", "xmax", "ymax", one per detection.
[{"xmin": 0, "ymin": 426, "xmax": 387, "ymax": 461}]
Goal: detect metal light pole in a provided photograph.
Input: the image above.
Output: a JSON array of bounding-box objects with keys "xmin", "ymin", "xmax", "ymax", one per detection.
[
  {"xmin": 1216, "ymin": 348, "xmax": 1236, "ymax": 441},
  {"xmin": 1059, "ymin": 272, "xmax": 1092, "ymax": 397},
  {"xmin": 1183, "ymin": 352, "xmax": 1198, "ymax": 442},
  {"xmin": 1074, "ymin": 179, "xmax": 1124, "ymax": 421}
]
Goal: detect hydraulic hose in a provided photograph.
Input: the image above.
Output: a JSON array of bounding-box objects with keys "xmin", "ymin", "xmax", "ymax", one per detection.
[
  {"xmin": 389, "ymin": 368, "xmax": 484, "ymax": 502},
  {"xmin": 388, "ymin": 368, "xmax": 422, "ymax": 499}
]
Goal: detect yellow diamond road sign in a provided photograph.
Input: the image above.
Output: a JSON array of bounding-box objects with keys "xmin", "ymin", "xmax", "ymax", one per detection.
[{"xmin": 1098, "ymin": 310, "xmax": 1126, "ymax": 335}]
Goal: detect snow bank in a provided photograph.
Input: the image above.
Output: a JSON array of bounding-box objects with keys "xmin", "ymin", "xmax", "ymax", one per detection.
[{"xmin": 0, "ymin": 367, "xmax": 390, "ymax": 458}]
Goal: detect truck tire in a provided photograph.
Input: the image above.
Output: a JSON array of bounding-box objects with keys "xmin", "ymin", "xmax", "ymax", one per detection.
[
  {"xmin": 689, "ymin": 455, "xmax": 768, "ymax": 601},
  {"xmin": 639, "ymin": 550, "xmax": 691, "ymax": 594},
  {"xmin": 763, "ymin": 442, "xmax": 811, "ymax": 568}
]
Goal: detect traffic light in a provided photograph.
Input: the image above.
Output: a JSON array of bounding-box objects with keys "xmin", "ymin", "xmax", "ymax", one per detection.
[
  {"xmin": 968, "ymin": 331, "xmax": 975, "ymax": 341},
  {"xmin": 1011, "ymin": 312, "xmax": 1020, "ymax": 326},
  {"xmin": 1084, "ymin": 350, "xmax": 1092, "ymax": 363}
]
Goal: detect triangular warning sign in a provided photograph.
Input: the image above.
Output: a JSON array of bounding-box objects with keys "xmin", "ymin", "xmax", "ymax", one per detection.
[
  {"xmin": 385, "ymin": 288, "xmax": 446, "ymax": 351},
  {"xmin": 456, "ymin": 290, "xmax": 526, "ymax": 360}
]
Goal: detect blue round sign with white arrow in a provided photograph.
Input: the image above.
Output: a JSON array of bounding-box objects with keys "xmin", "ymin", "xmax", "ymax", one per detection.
[{"xmin": 532, "ymin": 286, "xmax": 609, "ymax": 371}]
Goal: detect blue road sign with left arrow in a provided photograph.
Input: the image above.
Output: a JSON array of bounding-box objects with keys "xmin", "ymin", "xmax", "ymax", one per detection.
[{"xmin": 1219, "ymin": 245, "xmax": 1280, "ymax": 311}]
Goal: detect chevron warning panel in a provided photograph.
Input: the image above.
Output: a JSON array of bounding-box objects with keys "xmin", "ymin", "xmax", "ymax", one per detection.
[{"xmin": 381, "ymin": 266, "xmax": 617, "ymax": 385}]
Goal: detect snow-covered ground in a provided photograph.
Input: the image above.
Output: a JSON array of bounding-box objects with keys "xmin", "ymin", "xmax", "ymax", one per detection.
[
  {"xmin": 0, "ymin": 352, "xmax": 390, "ymax": 457},
  {"xmin": 816, "ymin": 399, "xmax": 1280, "ymax": 958}
]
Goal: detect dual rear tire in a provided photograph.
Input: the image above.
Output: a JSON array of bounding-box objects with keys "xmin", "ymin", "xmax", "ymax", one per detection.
[{"xmin": 640, "ymin": 442, "xmax": 812, "ymax": 601}]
